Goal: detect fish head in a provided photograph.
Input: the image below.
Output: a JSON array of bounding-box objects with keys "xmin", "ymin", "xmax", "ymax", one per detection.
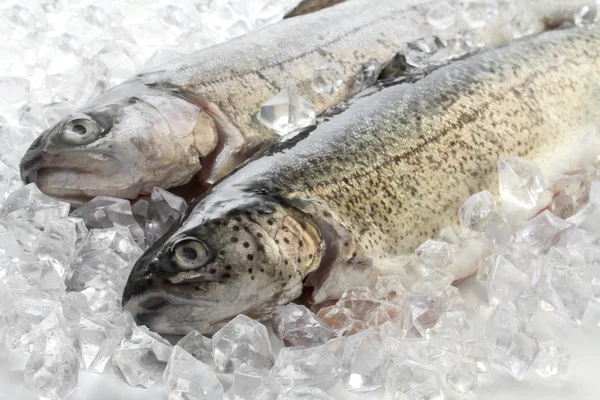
[
  {"xmin": 122, "ymin": 194, "xmax": 324, "ymax": 334},
  {"xmin": 20, "ymin": 79, "xmax": 219, "ymax": 203}
]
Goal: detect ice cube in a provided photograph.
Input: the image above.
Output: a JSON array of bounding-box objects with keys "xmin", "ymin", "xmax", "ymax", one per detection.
[
  {"xmin": 463, "ymin": 338, "xmax": 491, "ymax": 373},
  {"xmin": 514, "ymin": 210, "xmax": 569, "ymax": 254},
  {"xmin": 95, "ymin": 50, "xmax": 137, "ymax": 88},
  {"xmin": 402, "ymin": 36, "xmax": 445, "ymax": 68},
  {"xmin": 67, "ymin": 248, "xmax": 129, "ymax": 292},
  {"xmin": 538, "ymin": 267, "xmax": 592, "ymax": 324},
  {"xmin": 163, "ymin": 346, "xmax": 223, "ymax": 400},
  {"xmin": 484, "ymin": 254, "xmax": 531, "ymax": 307},
  {"xmin": 445, "ymin": 359, "xmax": 478, "ymax": 394},
  {"xmin": 574, "ymin": 4, "xmax": 598, "ymax": 26},
  {"xmin": 1, "ymin": 183, "xmax": 70, "ymax": 228},
  {"xmin": 35, "ymin": 218, "xmax": 79, "ymax": 278},
  {"xmin": 366, "ymin": 301, "xmax": 404, "ymax": 328},
  {"xmin": 271, "ymin": 303, "xmax": 334, "ymax": 347},
  {"xmin": 459, "ymin": 190, "xmax": 512, "ymax": 250},
  {"xmin": 144, "ymin": 187, "xmax": 187, "ymax": 246},
  {"xmin": 112, "ymin": 348, "xmax": 166, "ymax": 388},
  {"xmin": 77, "ymin": 226, "xmax": 142, "ymax": 263},
  {"xmin": 176, "ymin": 330, "xmax": 212, "ymax": 364},
  {"xmin": 269, "ymin": 345, "xmax": 344, "ymax": 391},
  {"xmin": 277, "ymin": 387, "xmax": 334, "ymax": 400},
  {"xmin": 373, "ymin": 275, "xmax": 408, "ymax": 303},
  {"xmin": 230, "ymin": 364, "xmax": 267, "ymax": 400},
  {"xmin": 7, "ymin": 4, "xmax": 48, "ymax": 32},
  {"xmin": 336, "ymin": 287, "xmax": 381, "ymax": 321},
  {"xmin": 384, "ymin": 360, "xmax": 445, "ymax": 400},
  {"xmin": 461, "ymin": 0, "xmax": 496, "ymax": 29},
  {"xmin": 483, "ymin": 306, "xmax": 526, "ymax": 350},
  {"xmin": 213, "ymin": 314, "xmax": 273, "ymax": 373},
  {"xmin": 535, "ymin": 340, "xmax": 570, "ymax": 378},
  {"xmin": 413, "ymin": 270, "xmax": 455, "ymax": 295},
  {"xmin": 343, "ymin": 330, "xmax": 391, "ymax": 392},
  {"xmin": 4, "ymin": 297, "xmax": 57, "ymax": 350},
  {"xmin": 257, "ymin": 87, "xmax": 316, "ymax": 136},
  {"xmin": 71, "ymin": 197, "xmax": 145, "ymax": 246},
  {"xmin": 354, "ymin": 59, "xmax": 381, "ymax": 90},
  {"xmin": 426, "ymin": 1, "xmax": 457, "ymax": 30},
  {"xmin": 0, "ymin": 76, "xmax": 31, "ymax": 103},
  {"xmin": 492, "ymin": 328, "xmax": 539, "ymax": 381},
  {"xmin": 312, "ymin": 63, "xmax": 344, "ymax": 96},
  {"xmin": 24, "ymin": 333, "xmax": 79, "ymax": 400},
  {"xmin": 78, "ymin": 317, "xmax": 119, "ymax": 372},
  {"xmin": 80, "ymin": 286, "xmax": 122, "ymax": 318},
  {"xmin": 497, "ymin": 155, "xmax": 545, "ymax": 209},
  {"xmin": 316, "ymin": 305, "xmax": 359, "ymax": 336},
  {"xmin": 415, "ymin": 239, "xmax": 454, "ymax": 272},
  {"xmin": 4, "ymin": 259, "xmax": 65, "ymax": 300},
  {"xmin": 403, "ymin": 292, "xmax": 448, "ymax": 339}
]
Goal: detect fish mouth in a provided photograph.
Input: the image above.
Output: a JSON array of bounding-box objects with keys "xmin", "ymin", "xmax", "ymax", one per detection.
[{"xmin": 123, "ymin": 292, "xmax": 225, "ymax": 334}]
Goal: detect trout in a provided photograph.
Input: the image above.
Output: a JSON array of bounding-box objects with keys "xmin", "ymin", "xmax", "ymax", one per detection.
[
  {"xmin": 18, "ymin": 0, "xmax": 589, "ymax": 203},
  {"xmin": 122, "ymin": 24, "xmax": 600, "ymax": 334}
]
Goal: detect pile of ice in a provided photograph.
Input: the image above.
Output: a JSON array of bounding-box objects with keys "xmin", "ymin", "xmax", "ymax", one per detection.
[{"xmin": 1, "ymin": 0, "xmax": 600, "ymax": 399}]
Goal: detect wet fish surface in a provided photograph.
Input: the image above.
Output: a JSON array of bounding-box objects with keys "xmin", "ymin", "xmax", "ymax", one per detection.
[
  {"xmin": 285, "ymin": 0, "xmax": 346, "ymax": 17},
  {"xmin": 122, "ymin": 24, "xmax": 600, "ymax": 334},
  {"xmin": 18, "ymin": 0, "xmax": 589, "ymax": 203}
]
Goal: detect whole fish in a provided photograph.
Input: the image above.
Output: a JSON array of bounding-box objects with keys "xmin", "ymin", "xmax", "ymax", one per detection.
[
  {"xmin": 18, "ymin": 0, "xmax": 589, "ymax": 203},
  {"xmin": 122, "ymin": 24, "xmax": 600, "ymax": 334}
]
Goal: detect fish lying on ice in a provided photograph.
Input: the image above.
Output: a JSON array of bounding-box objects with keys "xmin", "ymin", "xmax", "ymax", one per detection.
[
  {"xmin": 122, "ymin": 23, "xmax": 600, "ymax": 334},
  {"xmin": 18, "ymin": 0, "xmax": 591, "ymax": 203}
]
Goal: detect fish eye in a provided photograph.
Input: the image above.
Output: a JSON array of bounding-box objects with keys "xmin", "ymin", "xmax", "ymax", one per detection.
[
  {"xmin": 172, "ymin": 238, "xmax": 210, "ymax": 270},
  {"xmin": 60, "ymin": 116, "xmax": 100, "ymax": 145}
]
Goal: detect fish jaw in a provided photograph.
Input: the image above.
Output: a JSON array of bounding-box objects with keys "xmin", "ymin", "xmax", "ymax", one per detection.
[
  {"xmin": 122, "ymin": 193, "xmax": 324, "ymax": 334},
  {"xmin": 19, "ymin": 79, "xmax": 222, "ymax": 203}
]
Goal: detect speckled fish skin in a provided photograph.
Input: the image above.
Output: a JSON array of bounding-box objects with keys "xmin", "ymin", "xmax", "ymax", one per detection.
[
  {"xmin": 285, "ymin": 0, "xmax": 345, "ymax": 17},
  {"xmin": 123, "ymin": 24, "xmax": 600, "ymax": 334},
  {"xmin": 19, "ymin": 0, "xmax": 590, "ymax": 203}
]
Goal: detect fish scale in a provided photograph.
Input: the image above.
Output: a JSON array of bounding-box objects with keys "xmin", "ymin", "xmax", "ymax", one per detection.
[{"xmin": 123, "ymin": 24, "xmax": 600, "ymax": 334}]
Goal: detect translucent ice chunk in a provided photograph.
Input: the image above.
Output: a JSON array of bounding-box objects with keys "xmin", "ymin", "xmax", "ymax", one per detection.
[
  {"xmin": 415, "ymin": 239, "xmax": 454, "ymax": 272},
  {"xmin": 312, "ymin": 63, "xmax": 344, "ymax": 96},
  {"xmin": 277, "ymin": 387, "xmax": 334, "ymax": 400},
  {"xmin": 484, "ymin": 254, "xmax": 531, "ymax": 307},
  {"xmin": 535, "ymin": 340, "xmax": 571, "ymax": 378},
  {"xmin": 0, "ymin": 76, "xmax": 30, "ymax": 103},
  {"xmin": 574, "ymin": 4, "xmax": 598, "ymax": 26},
  {"xmin": 514, "ymin": 210, "xmax": 569, "ymax": 254},
  {"xmin": 492, "ymin": 328, "xmax": 539, "ymax": 381},
  {"xmin": 343, "ymin": 330, "xmax": 391, "ymax": 392},
  {"xmin": 384, "ymin": 360, "xmax": 445, "ymax": 400},
  {"xmin": 35, "ymin": 218, "xmax": 78, "ymax": 278},
  {"xmin": 257, "ymin": 87, "xmax": 316, "ymax": 136},
  {"xmin": 373, "ymin": 275, "xmax": 408, "ymax": 303},
  {"xmin": 77, "ymin": 226, "xmax": 142, "ymax": 263},
  {"xmin": 112, "ymin": 348, "xmax": 166, "ymax": 388},
  {"xmin": 269, "ymin": 345, "xmax": 344, "ymax": 391},
  {"xmin": 144, "ymin": 187, "xmax": 187, "ymax": 246},
  {"xmin": 1, "ymin": 183, "xmax": 70, "ymax": 228},
  {"xmin": 426, "ymin": 1, "xmax": 457, "ymax": 30},
  {"xmin": 538, "ymin": 267, "xmax": 592, "ymax": 324},
  {"xmin": 461, "ymin": 0, "xmax": 497, "ymax": 29},
  {"xmin": 336, "ymin": 287, "xmax": 381, "ymax": 321},
  {"xmin": 354, "ymin": 59, "xmax": 381, "ymax": 90},
  {"xmin": 403, "ymin": 292, "xmax": 448, "ymax": 339},
  {"xmin": 446, "ymin": 359, "xmax": 478, "ymax": 394},
  {"xmin": 213, "ymin": 314, "xmax": 273, "ymax": 373},
  {"xmin": 459, "ymin": 190, "xmax": 512, "ymax": 250},
  {"xmin": 316, "ymin": 305, "xmax": 359, "ymax": 337},
  {"xmin": 163, "ymin": 346, "xmax": 223, "ymax": 400},
  {"xmin": 402, "ymin": 36, "xmax": 445, "ymax": 68},
  {"xmin": 498, "ymin": 155, "xmax": 545, "ymax": 209},
  {"xmin": 271, "ymin": 303, "xmax": 333, "ymax": 347},
  {"xmin": 176, "ymin": 330, "xmax": 213, "ymax": 364},
  {"xmin": 24, "ymin": 333, "xmax": 79, "ymax": 400},
  {"xmin": 71, "ymin": 197, "xmax": 145, "ymax": 246}
]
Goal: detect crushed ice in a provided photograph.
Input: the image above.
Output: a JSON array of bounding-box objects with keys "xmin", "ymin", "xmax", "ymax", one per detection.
[{"xmin": 0, "ymin": 0, "xmax": 600, "ymax": 399}]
